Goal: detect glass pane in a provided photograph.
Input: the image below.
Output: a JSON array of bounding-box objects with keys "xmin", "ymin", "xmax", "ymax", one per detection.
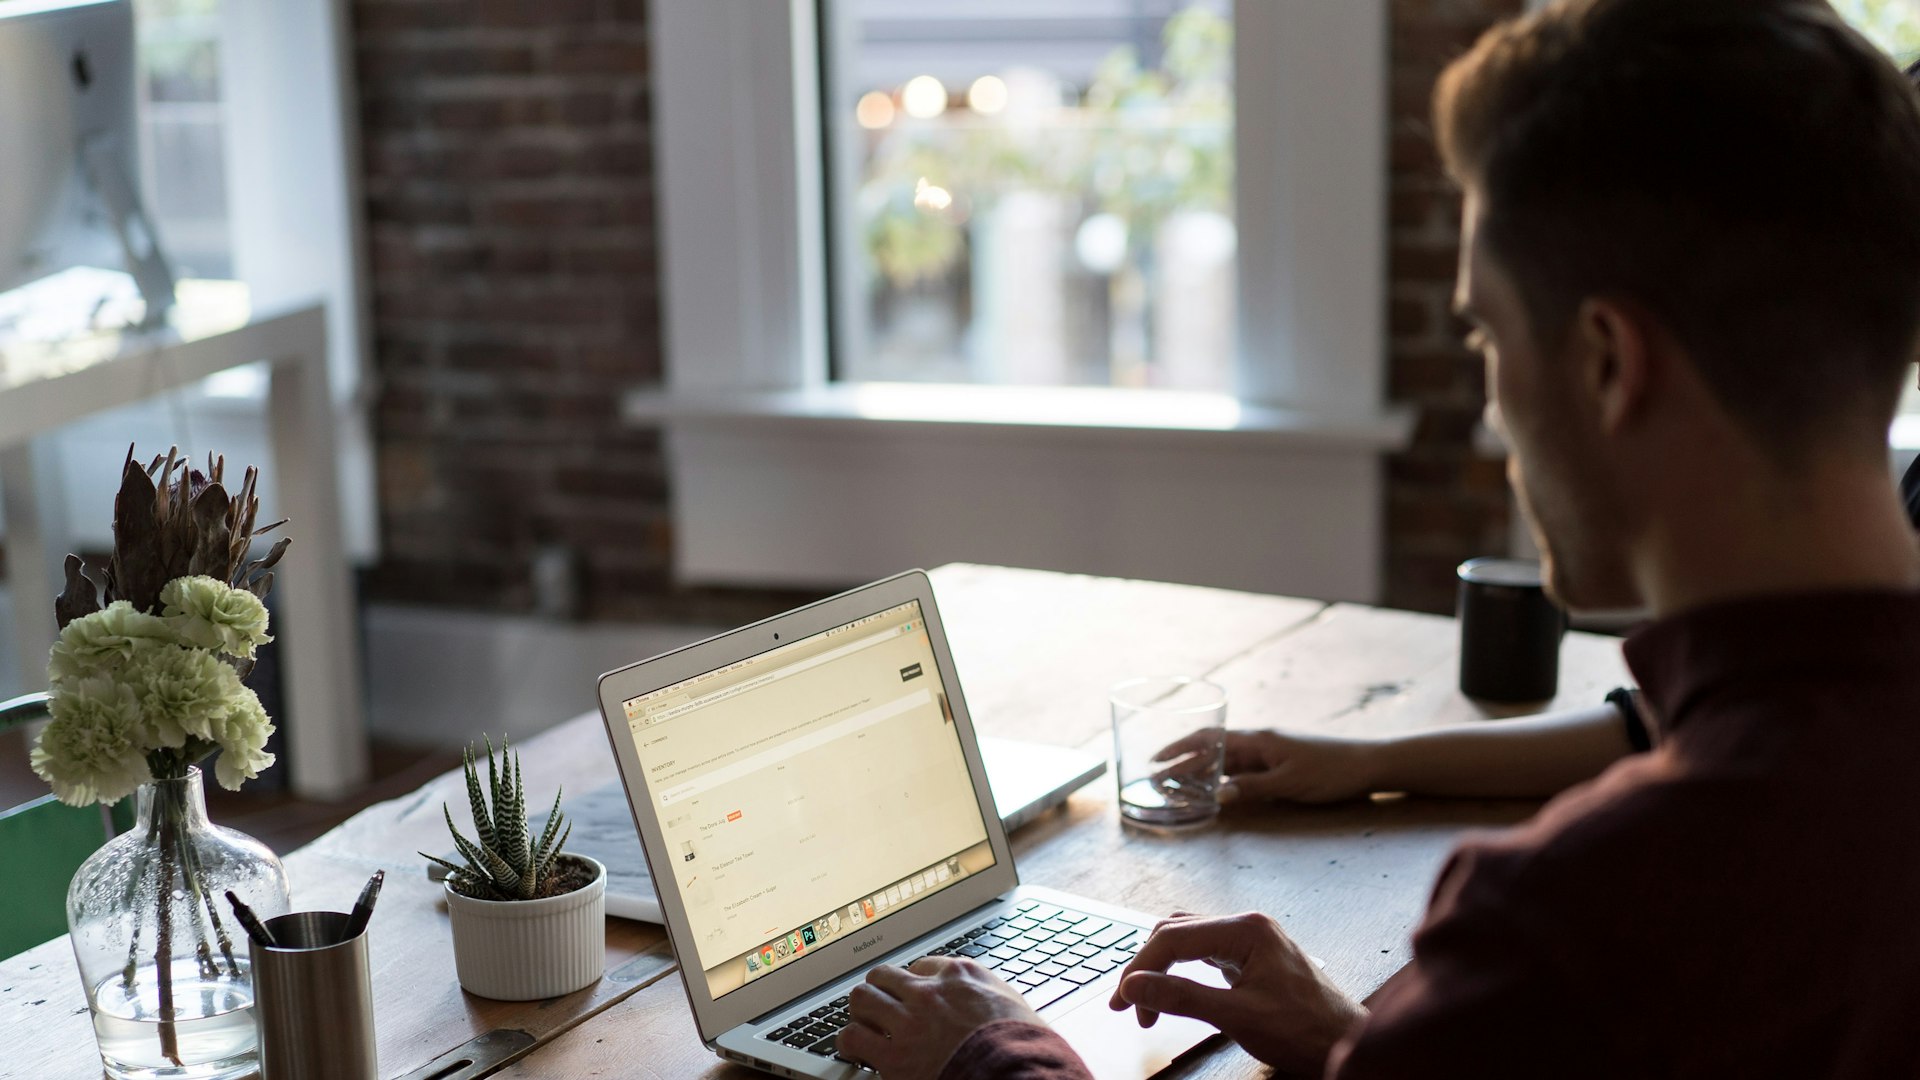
[
  {"xmin": 1832, "ymin": 0, "xmax": 1920, "ymax": 59},
  {"xmin": 134, "ymin": 0, "xmax": 231, "ymax": 279},
  {"xmin": 826, "ymin": 1, "xmax": 1235, "ymax": 391},
  {"xmin": 1832, "ymin": 0, "xmax": 1920, "ymax": 417}
]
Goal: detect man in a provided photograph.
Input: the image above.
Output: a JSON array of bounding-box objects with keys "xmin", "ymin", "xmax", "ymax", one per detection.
[{"xmin": 836, "ymin": 1, "xmax": 1920, "ymax": 1076}]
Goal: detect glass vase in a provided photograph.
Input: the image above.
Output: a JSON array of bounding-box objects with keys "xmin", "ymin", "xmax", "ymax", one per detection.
[{"xmin": 66, "ymin": 767, "xmax": 290, "ymax": 1080}]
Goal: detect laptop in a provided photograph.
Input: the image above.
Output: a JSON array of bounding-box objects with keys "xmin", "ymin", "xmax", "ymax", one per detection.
[
  {"xmin": 596, "ymin": 570, "xmax": 1221, "ymax": 1080},
  {"xmin": 426, "ymin": 736, "xmax": 1105, "ymax": 924}
]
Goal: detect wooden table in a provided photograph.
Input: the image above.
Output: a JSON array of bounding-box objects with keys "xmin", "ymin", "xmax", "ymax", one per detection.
[{"xmin": 0, "ymin": 564, "xmax": 1631, "ymax": 1078}]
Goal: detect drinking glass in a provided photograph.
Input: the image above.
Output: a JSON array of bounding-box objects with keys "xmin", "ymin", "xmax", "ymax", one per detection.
[{"xmin": 1110, "ymin": 676, "xmax": 1227, "ymax": 827}]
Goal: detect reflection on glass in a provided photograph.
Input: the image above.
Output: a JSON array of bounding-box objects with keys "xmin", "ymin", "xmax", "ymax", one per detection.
[
  {"xmin": 828, "ymin": 1, "xmax": 1235, "ymax": 391},
  {"xmin": 134, "ymin": 0, "xmax": 231, "ymax": 280}
]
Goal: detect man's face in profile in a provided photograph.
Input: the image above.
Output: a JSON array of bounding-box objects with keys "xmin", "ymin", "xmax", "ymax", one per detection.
[{"xmin": 1455, "ymin": 194, "xmax": 1639, "ymax": 612}]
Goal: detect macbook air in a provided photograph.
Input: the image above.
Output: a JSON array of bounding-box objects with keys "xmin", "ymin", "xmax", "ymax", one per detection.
[
  {"xmin": 596, "ymin": 570, "xmax": 1220, "ymax": 1079},
  {"xmin": 425, "ymin": 744, "xmax": 1100, "ymax": 924}
]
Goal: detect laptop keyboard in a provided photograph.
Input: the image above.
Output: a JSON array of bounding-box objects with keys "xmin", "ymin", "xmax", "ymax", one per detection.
[{"xmin": 758, "ymin": 901, "xmax": 1146, "ymax": 1064}]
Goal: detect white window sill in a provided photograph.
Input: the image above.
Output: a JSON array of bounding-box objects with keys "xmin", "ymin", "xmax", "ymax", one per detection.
[
  {"xmin": 631, "ymin": 382, "xmax": 1411, "ymax": 602},
  {"xmin": 623, "ymin": 383, "xmax": 1415, "ymax": 453}
]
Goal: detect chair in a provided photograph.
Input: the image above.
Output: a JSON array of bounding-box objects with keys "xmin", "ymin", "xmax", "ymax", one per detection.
[{"xmin": 0, "ymin": 692, "xmax": 132, "ymax": 959}]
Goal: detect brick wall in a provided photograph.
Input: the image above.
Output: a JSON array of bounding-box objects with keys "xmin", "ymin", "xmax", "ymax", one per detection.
[
  {"xmin": 1383, "ymin": 0, "xmax": 1523, "ymax": 613},
  {"xmin": 351, "ymin": 0, "xmax": 817, "ymax": 623},
  {"xmin": 350, "ymin": 0, "xmax": 1517, "ymax": 620}
]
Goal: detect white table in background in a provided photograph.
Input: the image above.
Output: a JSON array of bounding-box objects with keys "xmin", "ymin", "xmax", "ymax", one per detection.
[{"xmin": 0, "ymin": 285, "xmax": 368, "ymax": 798}]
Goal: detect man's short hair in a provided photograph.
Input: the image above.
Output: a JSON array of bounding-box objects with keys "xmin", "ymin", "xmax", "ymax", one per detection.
[{"xmin": 1436, "ymin": 0, "xmax": 1920, "ymax": 460}]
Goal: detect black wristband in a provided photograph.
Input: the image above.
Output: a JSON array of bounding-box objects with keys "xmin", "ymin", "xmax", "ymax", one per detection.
[{"xmin": 1606, "ymin": 686, "xmax": 1652, "ymax": 753}]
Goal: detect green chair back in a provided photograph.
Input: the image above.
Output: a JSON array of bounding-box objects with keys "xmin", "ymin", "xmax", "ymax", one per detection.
[{"xmin": 0, "ymin": 692, "xmax": 132, "ymax": 959}]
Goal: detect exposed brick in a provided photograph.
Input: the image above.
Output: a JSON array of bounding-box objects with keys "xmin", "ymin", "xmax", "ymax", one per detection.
[
  {"xmin": 1390, "ymin": 130, "xmax": 1441, "ymax": 174},
  {"xmin": 486, "ymin": 143, "xmax": 569, "ymax": 179},
  {"xmin": 1390, "ymin": 240, "xmax": 1461, "ymax": 284},
  {"xmin": 555, "ymin": 463, "xmax": 669, "ymax": 502},
  {"xmin": 477, "ymin": 0, "xmax": 606, "ymax": 28},
  {"xmin": 1389, "ymin": 295, "xmax": 1435, "ymax": 340},
  {"xmin": 1389, "ymin": 348, "xmax": 1479, "ymax": 403},
  {"xmin": 549, "ymin": 39, "xmax": 651, "ymax": 78},
  {"xmin": 350, "ymin": 0, "xmax": 471, "ymax": 37},
  {"xmin": 559, "ymin": 91, "xmax": 619, "ymax": 126},
  {"xmin": 1385, "ymin": 0, "xmax": 1526, "ymax": 612},
  {"xmin": 357, "ymin": 0, "xmax": 678, "ymax": 617},
  {"xmin": 357, "ymin": 43, "xmax": 537, "ymax": 81}
]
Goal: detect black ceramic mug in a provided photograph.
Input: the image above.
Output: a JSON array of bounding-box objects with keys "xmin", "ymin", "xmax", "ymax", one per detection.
[{"xmin": 1456, "ymin": 557, "xmax": 1567, "ymax": 703}]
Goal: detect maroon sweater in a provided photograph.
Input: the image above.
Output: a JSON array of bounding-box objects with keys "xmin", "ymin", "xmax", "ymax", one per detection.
[{"xmin": 942, "ymin": 590, "xmax": 1920, "ymax": 1079}]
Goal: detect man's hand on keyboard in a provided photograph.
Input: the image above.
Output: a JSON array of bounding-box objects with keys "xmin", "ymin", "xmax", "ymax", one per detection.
[
  {"xmin": 1108, "ymin": 911, "xmax": 1364, "ymax": 1077},
  {"xmin": 841, "ymin": 956, "xmax": 1040, "ymax": 1079}
]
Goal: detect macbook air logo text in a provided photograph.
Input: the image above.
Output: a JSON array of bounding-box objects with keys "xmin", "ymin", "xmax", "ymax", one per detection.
[{"xmin": 851, "ymin": 935, "xmax": 883, "ymax": 954}]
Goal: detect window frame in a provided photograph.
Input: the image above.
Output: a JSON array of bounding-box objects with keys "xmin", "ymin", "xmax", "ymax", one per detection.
[{"xmin": 640, "ymin": 0, "xmax": 1409, "ymax": 602}]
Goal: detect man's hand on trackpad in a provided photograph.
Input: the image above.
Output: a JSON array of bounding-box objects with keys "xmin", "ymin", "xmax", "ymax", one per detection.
[{"xmin": 1108, "ymin": 911, "xmax": 1365, "ymax": 1077}]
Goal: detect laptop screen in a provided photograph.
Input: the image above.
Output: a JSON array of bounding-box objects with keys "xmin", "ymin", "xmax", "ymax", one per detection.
[{"xmin": 619, "ymin": 600, "xmax": 996, "ymax": 1000}]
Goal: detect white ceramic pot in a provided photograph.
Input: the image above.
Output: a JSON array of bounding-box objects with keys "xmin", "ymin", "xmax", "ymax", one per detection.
[{"xmin": 444, "ymin": 854, "xmax": 607, "ymax": 1001}]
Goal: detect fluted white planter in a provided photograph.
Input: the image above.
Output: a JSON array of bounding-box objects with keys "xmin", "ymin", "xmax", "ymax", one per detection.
[{"xmin": 444, "ymin": 855, "xmax": 606, "ymax": 1001}]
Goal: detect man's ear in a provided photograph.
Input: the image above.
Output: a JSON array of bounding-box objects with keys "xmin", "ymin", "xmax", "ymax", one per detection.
[{"xmin": 1572, "ymin": 297, "xmax": 1653, "ymax": 436}]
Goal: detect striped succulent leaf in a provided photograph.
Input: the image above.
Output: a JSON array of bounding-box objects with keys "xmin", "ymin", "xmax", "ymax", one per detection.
[
  {"xmin": 534, "ymin": 821, "xmax": 572, "ymax": 887},
  {"xmin": 462, "ymin": 745, "xmax": 495, "ymax": 852},
  {"xmin": 499, "ymin": 752, "xmax": 530, "ymax": 878},
  {"xmin": 430, "ymin": 735, "xmax": 571, "ymax": 902}
]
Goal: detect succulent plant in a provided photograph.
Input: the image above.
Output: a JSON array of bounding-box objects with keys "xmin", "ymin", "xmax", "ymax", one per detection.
[
  {"xmin": 56, "ymin": 445, "xmax": 288, "ymax": 677},
  {"xmin": 423, "ymin": 736, "xmax": 572, "ymax": 902}
]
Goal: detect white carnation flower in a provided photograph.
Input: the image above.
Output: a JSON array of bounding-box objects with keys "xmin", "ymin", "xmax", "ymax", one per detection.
[
  {"xmin": 47, "ymin": 601, "xmax": 175, "ymax": 686},
  {"xmin": 160, "ymin": 576, "xmax": 272, "ymax": 659},
  {"xmin": 30, "ymin": 676, "xmax": 154, "ymax": 806},
  {"xmin": 131, "ymin": 645, "xmax": 247, "ymax": 749},
  {"xmin": 207, "ymin": 686, "xmax": 276, "ymax": 791}
]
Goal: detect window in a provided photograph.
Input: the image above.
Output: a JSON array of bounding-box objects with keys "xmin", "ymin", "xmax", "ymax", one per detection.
[
  {"xmin": 134, "ymin": 0, "xmax": 231, "ymax": 280},
  {"xmin": 643, "ymin": 2, "xmax": 1403, "ymax": 603},
  {"xmin": 1833, "ymin": 0, "xmax": 1920, "ymax": 59},
  {"xmin": 823, "ymin": 1, "xmax": 1235, "ymax": 391},
  {"xmin": 1830, "ymin": 0, "xmax": 1920, "ymax": 434}
]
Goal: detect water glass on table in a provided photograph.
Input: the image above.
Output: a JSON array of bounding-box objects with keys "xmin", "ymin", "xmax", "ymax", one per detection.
[{"xmin": 1109, "ymin": 676, "xmax": 1228, "ymax": 827}]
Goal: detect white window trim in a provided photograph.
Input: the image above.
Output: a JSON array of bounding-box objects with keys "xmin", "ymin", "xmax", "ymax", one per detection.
[{"xmin": 641, "ymin": 0, "xmax": 1408, "ymax": 602}]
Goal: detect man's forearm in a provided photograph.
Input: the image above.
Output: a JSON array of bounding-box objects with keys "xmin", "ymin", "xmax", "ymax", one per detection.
[{"xmin": 1366, "ymin": 703, "xmax": 1633, "ymax": 799}]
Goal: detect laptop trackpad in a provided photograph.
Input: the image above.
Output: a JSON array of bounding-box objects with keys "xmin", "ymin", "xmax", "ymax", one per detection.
[{"xmin": 1050, "ymin": 961, "xmax": 1227, "ymax": 1080}]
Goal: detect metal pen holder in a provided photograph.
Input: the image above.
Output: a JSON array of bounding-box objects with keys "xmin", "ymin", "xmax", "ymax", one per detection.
[{"xmin": 249, "ymin": 911, "xmax": 378, "ymax": 1080}]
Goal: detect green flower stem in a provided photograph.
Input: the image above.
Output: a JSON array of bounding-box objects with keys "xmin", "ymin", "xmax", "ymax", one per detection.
[
  {"xmin": 144, "ymin": 761, "xmax": 230, "ymax": 1065},
  {"xmin": 186, "ymin": 833, "xmax": 240, "ymax": 977},
  {"xmin": 120, "ymin": 903, "xmax": 142, "ymax": 992},
  {"xmin": 151, "ymin": 788, "xmax": 182, "ymax": 1067}
]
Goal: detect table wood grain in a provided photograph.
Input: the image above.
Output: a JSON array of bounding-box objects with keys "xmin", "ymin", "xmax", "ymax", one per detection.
[
  {"xmin": 0, "ymin": 714, "xmax": 673, "ymax": 1080},
  {"xmin": 0, "ymin": 564, "xmax": 1633, "ymax": 1079}
]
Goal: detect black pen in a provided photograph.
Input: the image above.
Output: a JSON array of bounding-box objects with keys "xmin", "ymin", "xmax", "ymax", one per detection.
[
  {"xmin": 225, "ymin": 891, "xmax": 278, "ymax": 948},
  {"xmin": 342, "ymin": 870, "xmax": 385, "ymax": 941}
]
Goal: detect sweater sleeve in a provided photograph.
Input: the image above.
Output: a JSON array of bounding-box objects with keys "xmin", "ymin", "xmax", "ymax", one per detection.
[
  {"xmin": 936, "ymin": 1019, "xmax": 1096, "ymax": 1080},
  {"xmin": 1325, "ymin": 844, "xmax": 1609, "ymax": 1080}
]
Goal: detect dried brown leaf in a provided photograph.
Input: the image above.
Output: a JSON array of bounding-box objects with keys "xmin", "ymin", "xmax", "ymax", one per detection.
[
  {"xmin": 109, "ymin": 455, "xmax": 164, "ymax": 612},
  {"xmin": 187, "ymin": 482, "xmax": 232, "ymax": 580},
  {"xmin": 54, "ymin": 554, "xmax": 100, "ymax": 630},
  {"xmin": 240, "ymin": 536, "xmax": 291, "ymax": 587}
]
